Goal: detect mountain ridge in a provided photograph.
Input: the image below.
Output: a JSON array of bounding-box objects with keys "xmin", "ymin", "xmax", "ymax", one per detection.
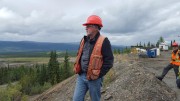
[{"xmin": 0, "ymin": 41, "xmax": 126, "ymax": 52}]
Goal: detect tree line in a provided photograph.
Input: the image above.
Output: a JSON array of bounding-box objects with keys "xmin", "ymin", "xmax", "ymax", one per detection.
[
  {"xmin": 136, "ymin": 36, "xmax": 176, "ymax": 49},
  {"xmin": 113, "ymin": 36, "xmax": 177, "ymax": 54},
  {"xmin": 0, "ymin": 50, "xmax": 74, "ymax": 100},
  {"xmin": 113, "ymin": 46, "xmax": 131, "ymax": 54}
]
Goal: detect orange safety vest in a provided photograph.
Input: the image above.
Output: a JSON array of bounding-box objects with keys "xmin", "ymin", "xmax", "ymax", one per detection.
[
  {"xmin": 170, "ymin": 50, "xmax": 180, "ymax": 66},
  {"xmin": 74, "ymin": 35, "xmax": 105, "ymax": 80}
]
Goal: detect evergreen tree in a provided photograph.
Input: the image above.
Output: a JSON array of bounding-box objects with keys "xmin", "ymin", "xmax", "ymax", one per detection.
[
  {"xmin": 41, "ymin": 64, "xmax": 48, "ymax": 84},
  {"xmin": 59, "ymin": 66, "xmax": 64, "ymax": 82},
  {"xmin": 56, "ymin": 64, "xmax": 61, "ymax": 83},
  {"xmin": 144, "ymin": 43, "xmax": 146, "ymax": 48},
  {"xmin": 126, "ymin": 46, "xmax": 128, "ymax": 50},
  {"xmin": 151, "ymin": 44, "xmax": 155, "ymax": 48},
  {"xmin": 117, "ymin": 49, "xmax": 121, "ymax": 54},
  {"xmin": 0, "ymin": 68, "xmax": 2, "ymax": 84},
  {"xmin": 159, "ymin": 36, "xmax": 164, "ymax": 43},
  {"xmin": 139, "ymin": 42, "xmax": 142, "ymax": 46},
  {"xmin": 122, "ymin": 46, "xmax": 130, "ymax": 54},
  {"xmin": 156, "ymin": 41, "xmax": 160, "ymax": 47},
  {"xmin": 147, "ymin": 41, "xmax": 151, "ymax": 47},
  {"xmin": 157, "ymin": 36, "xmax": 164, "ymax": 47},
  {"xmin": 113, "ymin": 49, "xmax": 117, "ymax": 54},
  {"xmin": 36, "ymin": 65, "xmax": 41, "ymax": 83},
  {"xmin": 48, "ymin": 51, "xmax": 59, "ymax": 85},
  {"xmin": 63, "ymin": 50, "xmax": 71, "ymax": 79}
]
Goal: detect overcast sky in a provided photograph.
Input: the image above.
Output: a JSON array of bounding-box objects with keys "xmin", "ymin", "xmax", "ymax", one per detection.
[{"xmin": 0, "ymin": 0, "xmax": 180, "ymax": 46}]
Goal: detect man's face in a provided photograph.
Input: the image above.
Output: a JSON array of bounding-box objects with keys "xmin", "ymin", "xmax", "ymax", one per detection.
[
  {"xmin": 173, "ymin": 46, "xmax": 178, "ymax": 50},
  {"xmin": 85, "ymin": 25, "xmax": 97, "ymax": 37}
]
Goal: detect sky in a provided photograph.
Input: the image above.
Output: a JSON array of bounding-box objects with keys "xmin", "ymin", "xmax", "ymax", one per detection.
[{"xmin": 0, "ymin": 0, "xmax": 180, "ymax": 46}]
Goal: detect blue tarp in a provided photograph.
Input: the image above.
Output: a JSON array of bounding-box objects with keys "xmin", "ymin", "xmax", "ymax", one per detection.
[{"xmin": 147, "ymin": 49, "xmax": 157, "ymax": 58}]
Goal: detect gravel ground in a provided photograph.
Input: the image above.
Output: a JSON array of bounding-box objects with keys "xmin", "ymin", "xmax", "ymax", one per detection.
[
  {"xmin": 33, "ymin": 51, "xmax": 179, "ymax": 101},
  {"xmin": 140, "ymin": 51, "xmax": 180, "ymax": 101}
]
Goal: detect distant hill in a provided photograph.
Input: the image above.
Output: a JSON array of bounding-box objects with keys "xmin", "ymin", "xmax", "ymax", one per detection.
[{"xmin": 0, "ymin": 41, "xmax": 126, "ymax": 52}]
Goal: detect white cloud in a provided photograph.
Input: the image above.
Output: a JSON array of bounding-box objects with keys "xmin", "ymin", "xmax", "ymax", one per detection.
[
  {"xmin": 0, "ymin": 7, "xmax": 15, "ymax": 19},
  {"xmin": 0, "ymin": 0, "xmax": 180, "ymax": 46}
]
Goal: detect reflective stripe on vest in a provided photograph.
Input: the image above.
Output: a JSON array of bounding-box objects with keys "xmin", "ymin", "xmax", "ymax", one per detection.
[{"xmin": 73, "ymin": 35, "xmax": 105, "ymax": 80}]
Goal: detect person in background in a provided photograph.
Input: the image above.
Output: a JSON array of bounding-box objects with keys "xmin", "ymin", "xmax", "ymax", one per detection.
[{"xmin": 157, "ymin": 42, "xmax": 180, "ymax": 88}]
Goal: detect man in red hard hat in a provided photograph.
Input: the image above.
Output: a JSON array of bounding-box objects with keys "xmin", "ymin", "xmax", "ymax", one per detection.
[
  {"xmin": 157, "ymin": 42, "xmax": 180, "ymax": 88},
  {"xmin": 73, "ymin": 15, "xmax": 114, "ymax": 101}
]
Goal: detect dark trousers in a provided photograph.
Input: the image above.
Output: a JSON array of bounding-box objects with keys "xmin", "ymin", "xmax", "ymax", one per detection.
[{"xmin": 160, "ymin": 63, "xmax": 179, "ymax": 79}]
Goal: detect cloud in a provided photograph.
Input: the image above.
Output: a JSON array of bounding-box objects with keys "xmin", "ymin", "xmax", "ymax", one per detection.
[
  {"xmin": 0, "ymin": 7, "xmax": 17, "ymax": 19},
  {"xmin": 0, "ymin": 0, "xmax": 180, "ymax": 45}
]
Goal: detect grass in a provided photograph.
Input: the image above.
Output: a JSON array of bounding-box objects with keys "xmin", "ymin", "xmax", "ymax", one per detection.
[
  {"xmin": 0, "ymin": 57, "xmax": 76, "ymax": 65},
  {"xmin": 2, "ymin": 57, "xmax": 49, "ymax": 63},
  {"xmin": 103, "ymin": 68, "xmax": 116, "ymax": 87},
  {"xmin": 0, "ymin": 51, "xmax": 77, "ymax": 58}
]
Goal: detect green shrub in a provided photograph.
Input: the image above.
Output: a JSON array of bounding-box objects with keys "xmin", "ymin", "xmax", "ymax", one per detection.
[
  {"xmin": 21, "ymin": 95, "xmax": 28, "ymax": 101},
  {"xmin": 0, "ymin": 83, "xmax": 26, "ymax": 101},
  {"xmin": 42, "ymin": 82, "xmax": 52, "ymax": 91},
  {"xmin": 30, "ymin": 83, "xmax": 42, "ymax": 95},
  {"xmin": 30, "ymin": 82, "xmax": 52, "ymax": 95},
  {"xmin": 0, "ymin": 89, "xmax": 11, "ymax": 101}
]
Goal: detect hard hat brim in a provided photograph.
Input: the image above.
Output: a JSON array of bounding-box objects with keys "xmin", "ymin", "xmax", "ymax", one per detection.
[
  {"xmin": 172, "ymin": 45, "xmax": 178, "ymax": 47},
  {"xmin": 82, "ymin": 23, "xmax": 91, "ymax": 26},
  {"xmin": 82, "ymin": 23, "xmax": 103, "ymax": 27}
]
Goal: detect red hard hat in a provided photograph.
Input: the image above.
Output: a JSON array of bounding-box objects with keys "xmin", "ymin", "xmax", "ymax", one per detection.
[
  {"xmin": 172, "ymin": 42, "xmax": 178, "ymax": 47},
  {"xmin": 83, "ymin": 15, "xmax": 103, "ymax": 27}
]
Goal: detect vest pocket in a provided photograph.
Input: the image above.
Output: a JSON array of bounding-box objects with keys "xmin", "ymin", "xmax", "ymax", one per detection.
[
  {"xmin": 88, "ymin": 55, "xmax": 103, "ymax": 80},
  {"xmin": 90, "ymin": 69, "xmax": 100, "ymax": 80},
  {"xmin": 92, "ymin": 55, "xmax": 103, "ymax": 69},
  {"xmin": 92, "ymin": 69, "xmax": 100, "ymax": 76}
]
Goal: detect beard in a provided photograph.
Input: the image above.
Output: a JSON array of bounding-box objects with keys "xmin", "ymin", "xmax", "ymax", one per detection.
[{"xmin": 86, "ymin": 30, "xmax": 93, "ymax": 37}]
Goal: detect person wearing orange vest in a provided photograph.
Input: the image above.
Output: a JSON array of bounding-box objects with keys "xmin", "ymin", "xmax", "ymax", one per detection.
[
  {"xmin": 156, "ymin": 42, "xmax": 180, "ymax": 84},
  {"xmin": 73, "ymin": 15, "xmax": 114, "ymax": 101}
]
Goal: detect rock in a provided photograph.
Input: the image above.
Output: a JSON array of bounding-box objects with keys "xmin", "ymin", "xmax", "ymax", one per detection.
[
  {"xmin": 104, "ymin": 94, "xmax": 113, "ymax": 100},
  {"xmin": 101, "ymin": 89, "xmax": 106, "ymax": 94}
]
